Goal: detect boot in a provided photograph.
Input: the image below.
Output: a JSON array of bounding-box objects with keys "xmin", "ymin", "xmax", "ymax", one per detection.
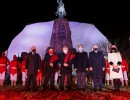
[
  {"xmin": 14, "ymin": 81, "xmax": 16, "ymax": 87},
  {"xmin": 125, "ymin": 80, "xmax": 128, "ymax": 86},
  {"xmin": 121, "ymin": 80, "xmax": 124, "ymax": 86},
  {"xmin": 11, "ymin": 81, "xmax": 13, "ymax": 86},
  {"xmin": 107, "ymin": 80, "xmax": 109, "ymax": 86},
  {"xmin": 23, "ymin": 81, "xmax": 25, "ymax": 86},
  {"xmin": 54, "ymin": 80, "xmax": 57, "ymax": 86},
  {"xmin": 1, "ymin": 80, "xmax": 4, "ymax": 86}
]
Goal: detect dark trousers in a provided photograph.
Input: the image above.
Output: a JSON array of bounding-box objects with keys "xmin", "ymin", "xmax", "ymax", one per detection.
[
  {"xmin": 26, "ymin": 74, "xmax": 37, "ymax": 90},
  {"xmin": 77, "ymin": 72, "xmax": 86, "ymax": 89},
  {"xmin": 43, "ymin": 70, "xmax": 55, "ymax": 89},
  {"xmin": 60, "ymin": 74, "xmax": 71, "ymax": 90},
  {"xmin": 93, "ymin": 78, "xmax": 102, "ymax": 90},
  {"xmin": 113, "ymin": 79, "xmax": 121, "ymax": 91}
]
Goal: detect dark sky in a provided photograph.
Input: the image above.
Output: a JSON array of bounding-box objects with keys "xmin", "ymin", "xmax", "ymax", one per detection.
[{"xmin": 0, "ymin": 0, "xmax": 130, "ymax": 53}]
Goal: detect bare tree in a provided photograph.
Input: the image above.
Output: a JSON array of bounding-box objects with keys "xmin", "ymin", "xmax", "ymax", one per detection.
[{"xmin": 97, "ymin": 40, "xmax": 111, "ymax": 56}]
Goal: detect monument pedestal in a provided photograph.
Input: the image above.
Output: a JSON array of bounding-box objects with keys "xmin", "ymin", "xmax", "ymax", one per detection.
[{"xmin": 50, "ymin": 18, "xmax": 73, "ymax": 54}]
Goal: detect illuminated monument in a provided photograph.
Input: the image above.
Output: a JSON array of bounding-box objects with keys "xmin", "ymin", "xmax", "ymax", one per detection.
[
  {"xmin": 6, "ymin": 0, "xmax": 111, "ymax": 61},
  {"xmin": 50, "ymin": 0, "xmax": 73, "ymax": 53}
]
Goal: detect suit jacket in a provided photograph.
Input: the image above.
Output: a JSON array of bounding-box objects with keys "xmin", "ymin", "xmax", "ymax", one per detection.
[
  {"xmin": 74, "ymin": 51, "xmax": 89, "ymax": 73},
  {"xmin": 25, "ymin": 52, "xmax": 41, "ymax": 75}
]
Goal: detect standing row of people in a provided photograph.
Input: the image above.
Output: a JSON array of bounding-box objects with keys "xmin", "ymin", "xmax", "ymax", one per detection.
[
  {"xmin": 0, "ymin": 52, "xmax": 26, "ymax": 87},
  {"xmin": 0, "ymin": 47, "xmax": 43, "ymax": 88},
  {"xmin": 0, "ymin": 44, "xmax": 129, "ymax": 92},
  {"xmin": 40, "ymin": 44, "xmax": 106, "ymax": 91}
]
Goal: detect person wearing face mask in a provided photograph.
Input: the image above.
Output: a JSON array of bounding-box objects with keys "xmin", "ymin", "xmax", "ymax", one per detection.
[
  {"xmin": 59, "ymin": 46, "xmax": 75, "ymax": 91},
  {"xmin": 108, "ymin": 45, "xmax": 123, "ymax": 91},
  {"xmin": 25, "ymin": 46, "xmax": 41, "ymax": 92},
  {"xmin": 42, "ymin": 47, "xmax": 59, "ymax": 91},
  {"xmin": 74, "ymin": 44, "xmax": 89, "ymax": 91},
  {"xmin": 89, "ymin": 44, "xmax": 105, "ymax": 91}
]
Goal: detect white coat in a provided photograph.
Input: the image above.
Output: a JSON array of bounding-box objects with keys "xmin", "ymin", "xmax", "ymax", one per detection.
[{"xmin": 108, "ymin": 52, "xmax": 123, "ymax": 79}]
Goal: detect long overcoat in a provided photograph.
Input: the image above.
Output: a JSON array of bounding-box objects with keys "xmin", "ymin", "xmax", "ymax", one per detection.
[{"xmin": 89, "ymin": 51, "xmax": 105, "ymax": 79}]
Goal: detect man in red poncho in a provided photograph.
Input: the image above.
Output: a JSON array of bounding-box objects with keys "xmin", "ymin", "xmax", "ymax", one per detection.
[
  {"xmin": 42, "ymin": 47, "xmax": 59, "ymax": 91},
  {"xmin": 9, "ymin": 55, "xmax": 19, "ymax": 86},
  {"xmin": 0, "ymin": 52, "xmax": 10, "ymax": 86},
  {"xmin": 121, "ymin": 58, "xmax": 129, "ymax": 86},
  {"xmin": 59, "ymin": 46, "xmax": 75, "ymax": 91}
]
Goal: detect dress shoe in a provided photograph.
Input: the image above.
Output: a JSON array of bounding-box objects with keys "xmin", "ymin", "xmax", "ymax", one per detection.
[
  {"xmin": 93, "ymin": 88, "xmax": 97, "ymax": 91},
  {"xmin": 99, "ymin": 89, "xmax": 102, "ymax": 91}
]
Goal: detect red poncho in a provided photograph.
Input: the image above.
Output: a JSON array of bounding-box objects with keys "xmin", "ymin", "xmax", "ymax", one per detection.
[
  {"xmin": 64, "ymin": 53, "xmax": 75, "ymax": 63},
  {"xmin": 121, "ymin": 59, "xmax": 129, "ymax": 73},
  {"xmin": 9, "ymin": 60, "xmax": 18, "ymax": 76},
  {"xmin": 50, "ymin": 54, "xmax": 59, "ymax": 63},
  {"xmin": 0, "ymin": 57, "xmax": 10, "ymax": 73}
]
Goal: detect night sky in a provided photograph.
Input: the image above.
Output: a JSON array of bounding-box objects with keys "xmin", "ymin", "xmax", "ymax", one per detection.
[{"xmin": 0, "ymin": 1, "xmax": 130, "ymax": 54}]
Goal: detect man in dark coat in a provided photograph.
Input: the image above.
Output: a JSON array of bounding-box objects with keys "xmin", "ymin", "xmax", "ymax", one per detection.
[
  {"xmin": 74, "ymin": 44, "xmax": 89, "ymax": 90},
  {"xmin": 59, "ymin": 46, "xmax": 75, "ymax": 90},
  {"xmin": 42, "ymin": 47, "xmax": 59, "ymax": 91},
  {"xmin": 25, "ymin": 46, "xmax": 41, "ymax": 91},
  {"xmin": 89, "ymin": 45, "xmax": 105, "ymax": 91}
]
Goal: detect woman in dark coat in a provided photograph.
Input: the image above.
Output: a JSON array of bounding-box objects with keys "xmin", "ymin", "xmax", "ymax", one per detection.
[{"xmin": 89, "ymin": 44, "xmax": 105, "ymax": 91}]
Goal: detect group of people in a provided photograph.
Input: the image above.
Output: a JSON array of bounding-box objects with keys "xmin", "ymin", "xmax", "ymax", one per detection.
[{"xmin": 0, "ymin": 44, "xmax": 129, "ymax": 92}]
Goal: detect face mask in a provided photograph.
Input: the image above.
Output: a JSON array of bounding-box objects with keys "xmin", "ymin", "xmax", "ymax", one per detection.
[
  {"xmin": 49, "ymin": 51, "xmax": 53, "ymax": 55},
  {"xmin": 63, "ymin": 49, "xmax": 68, "ymax": 54},
  {"xmin": 111, "ymin": 48, "xmax": 116, "ymax": 53},
  {"xmin": 93, "ymin": 48, "xmax": 98, "ymax": 51},
  {"xmin": 111, "ymin": 48, "xmax": 116, "ymax": 50},
  {"xmin": 32, "ymin": 49, "xmax": 36, "ymax": 52},
  {"xmin": 78, "ymin": 48, "xmax": 83, "ymax": 52}
]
